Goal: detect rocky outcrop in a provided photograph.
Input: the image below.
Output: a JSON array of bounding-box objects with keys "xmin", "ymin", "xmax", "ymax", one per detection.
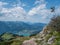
[
  {"xmin": 22, "ymin": 38, "xmax": 37, "ymax": 45},
  {"xmin": 33, "ymin": 26, "xmax": 60, "ymax": 45},
  {"xmin": 47, "ymin": 36, "xmax": 55, "ymax": 44}
]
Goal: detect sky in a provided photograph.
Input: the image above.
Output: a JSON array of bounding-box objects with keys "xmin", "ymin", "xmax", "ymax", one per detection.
[{"xmin": 0, "ymin": 0, "xmax": 60, "ymax": 23}]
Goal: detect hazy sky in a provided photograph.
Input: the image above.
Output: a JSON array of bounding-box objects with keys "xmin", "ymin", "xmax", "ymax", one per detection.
[{"xmin": 0, "ymin": 0, "xmax": 60, "ymax": 23}]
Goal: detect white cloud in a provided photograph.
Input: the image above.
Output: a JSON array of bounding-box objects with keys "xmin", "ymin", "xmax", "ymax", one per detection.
[
  {"xmin": 13, "ymin": 0, "xmax": 27, "ymax": 7},
  {"xmin": 55, "ymin": 7, "xmax": 60, "ymax": 15},
  {"xmin": 1, "ymin": 8, "xmax": 11, "ymax": 13},
  {"xmin": 1, "ymin": 7, "xmax": 26, "ymax": 17},
  {"xmin": 0, "ymin": 1, "xmax": 51, "ymax": 23},
  {"xmin": 0, "ymin": 1, "xmax": 8, "ymax": 12},
  {"xmin": 0, "ymin": 1, "xmax": 27, "ymax": 21},
  {"xmin": 27, "ymin": 5, "xmax": 60, "ymax": 23},
  {"xmin": 9, "ymin": 7, "xmax": 26, "ymax": 18},
  {"xmin": 28, "ymin": 4, "xmax": 46, "ymax": 16},
  {"xmin": 27, "ymin": 0, "xmax": 53, "ymax": 23},
  {"xmin": 0, "ymin": 1, "xmax": 28, "ymax": 22},
  {"xmin": 34, "ymin": 0, "xmax": 45, "ymax": 5},
  {"xmin": 0, "ymin": 1, "xmax": 60, "ymax": 23},
  {"xmin": 0, "ymin": 2, "xmax": 8, "ymax": 6}
]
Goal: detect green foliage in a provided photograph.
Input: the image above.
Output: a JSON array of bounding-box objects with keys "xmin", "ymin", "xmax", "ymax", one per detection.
[
  {"xmin": 0, "ymin": 32, "xmax": 32, "ymax": 45},
  {"xmin": 49, "ymin": 16, "xmax": 60, "ymax": 32},
  {"xmin": 0, "ymin": 41, "xmax": 11, "ymax": 45},
  {"xmin": 45, "ymin": 34, "xmax": 52, "ymax": 42},
  {"xmin": 53, "ymin": 31, "xmax": 60, "ymax": 45},
  {"xmin": 11, "ymin": 40, "xmax": 22, "ymax": 45},
  {"xmin": 1, "ymin": 32, "xmax": 14, "ymax": 41}
]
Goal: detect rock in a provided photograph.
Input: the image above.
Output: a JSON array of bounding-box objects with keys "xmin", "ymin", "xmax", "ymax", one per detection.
[
  {"xmin": 22, "ymin": 38, "xmax": 37, "ymax": 45},
  {"xmin": 47, "ymin": 36, "xmax": 55, "ymax": 44}
]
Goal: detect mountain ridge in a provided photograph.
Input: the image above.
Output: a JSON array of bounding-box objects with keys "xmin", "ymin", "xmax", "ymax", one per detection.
[{"xmin": 0, "ymin": 21, "xmax": 46, "ymax": 36}]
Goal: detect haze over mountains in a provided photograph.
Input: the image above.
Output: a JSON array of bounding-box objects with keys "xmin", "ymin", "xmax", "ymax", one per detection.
[{"xmin": 0, "ymin": 21, "xmax": 46, "ymax": 36}]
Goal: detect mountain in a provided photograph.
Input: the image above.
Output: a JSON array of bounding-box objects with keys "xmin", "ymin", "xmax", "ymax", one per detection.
[
  {"xmin": 0, "ymin": 21, "xmax": 46, "ymax": 36},
  {"xmin": 0, "ymin": 16, "xmax": 60, "ymax": 45},
  {"xmin": 29, "ymin": 16, "xmax": 60, "ymax": 45}
]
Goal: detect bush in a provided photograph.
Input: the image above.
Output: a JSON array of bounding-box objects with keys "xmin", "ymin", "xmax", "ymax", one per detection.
[{"xmin": 49, "ymin": 15, "xmax": 60, "ymax": 32}]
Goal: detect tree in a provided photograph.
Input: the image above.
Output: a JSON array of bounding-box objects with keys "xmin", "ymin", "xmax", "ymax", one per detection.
[
  {"xmin": 51, "ymin": 7, "xmax": 55, "ymax": 12},
  {"xmin": 49, "ymin": 15, "xmax": 60, "ymax": 32}
]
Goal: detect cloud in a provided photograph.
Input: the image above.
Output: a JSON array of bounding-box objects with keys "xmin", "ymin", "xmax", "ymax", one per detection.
[
  {"xmin": 0, "ymin": 1, "xmax": 52, "ymax": 23},
  {"xmin": 12, "ymin": 0, "xmax": 27, "ymax": 7},
  {"xmin": 28, "ymin": 4, "xmax": 50, "ymax": 22},
  {"xmin": 0, "ymin": 1, "xmax": 27, "ymax": 21},
  {"xmin": 55, "ymin": 7, "xmax": 60, "ymax": 15},
  {"xmin": 0, "ymin": 6, "xmax": 26, "ymax": 20},
  {"xmin": 0, "ymin": 1, "xmax": 8, "ymax": 6},
  {"xmin": 0, "ymin": 1, "xmax": 8, "ymax": 11},
  {"xmin": 0, "ymin": 0, "xmax": 60, "ymax": 23},
  {"xmin": 34, "ymin": 0, "xmax": 45, "ymax": 5},
  {"xmin": 27, "ymin": 0, "xmax": 54, "ymax": 23},
  {"xmin": 28, "ymin": 4, "xmax": 47, "ymax": 16},
  {"xmin": 28, "ymin": 0, "xmax": 48, "ymax": 16}
]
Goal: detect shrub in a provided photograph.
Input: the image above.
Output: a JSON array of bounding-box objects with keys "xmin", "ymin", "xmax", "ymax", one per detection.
[{"xmin": 49, "ymin": 15, "xmax": 60, "ymax": 32}]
